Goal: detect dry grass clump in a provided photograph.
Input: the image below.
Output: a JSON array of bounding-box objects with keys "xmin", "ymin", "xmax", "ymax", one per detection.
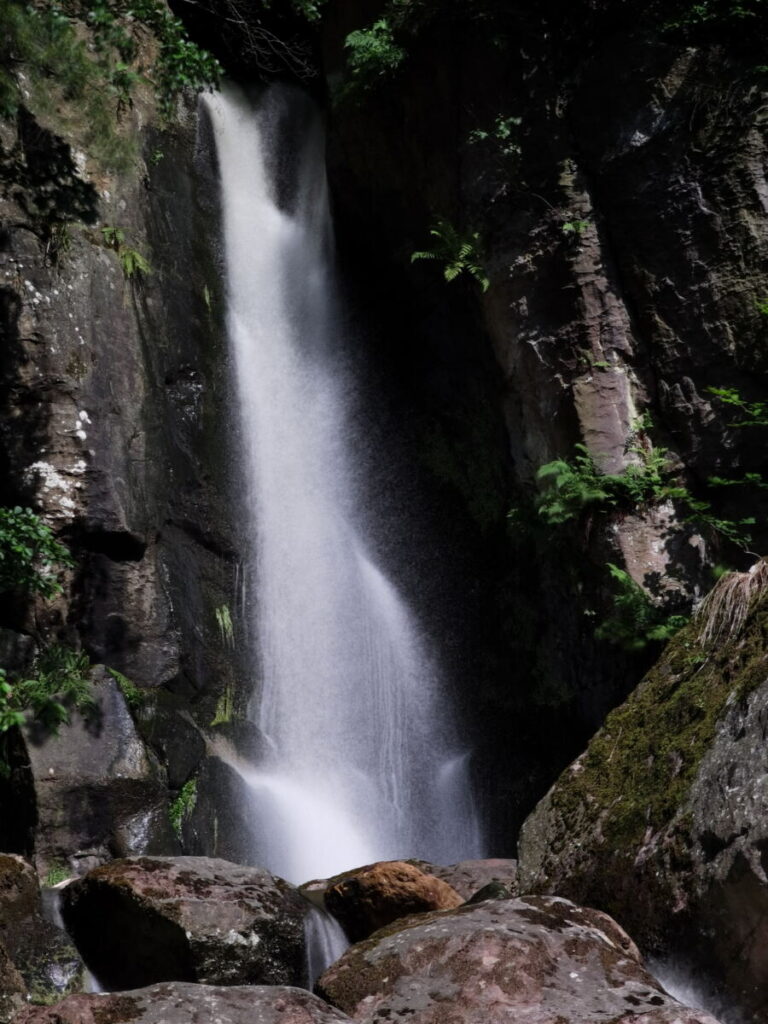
[{"xmin": 695, "ymin": 559, "xmax": 768, "ymax": 648}]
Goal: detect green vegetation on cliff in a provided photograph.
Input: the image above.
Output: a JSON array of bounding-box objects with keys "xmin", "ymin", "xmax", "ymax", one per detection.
[
  {"xmin": 0, "ymin": 0, "xmax": 221, "ymax": 169},
  {"xmin": 0, "ymin": 507, "xmax": 73, "ymax": 599}
]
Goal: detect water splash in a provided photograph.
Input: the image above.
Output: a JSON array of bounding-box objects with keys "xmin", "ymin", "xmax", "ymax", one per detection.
[{"xmin": 204, "ymin": 83, "xmax": 483, "ymax": 884}]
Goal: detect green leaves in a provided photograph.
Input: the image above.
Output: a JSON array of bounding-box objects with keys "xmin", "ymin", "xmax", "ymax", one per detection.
[
  {"xmin": 535, "ymin": 444, "xmax": 675, "ymax": 525},
  {"xmin": 343, "ymin": 18, "xmax": 406, "ymax": 92},
  {"xmin": 0, "ymin": 646, "xmax": 96, "ymax": 776},
  {"xmin": 708, "ymin": 385, "xmax": 768, "ymax": 428},
  {"xmin": 535, "ymin": 441, "xmax": 760, "ymax": 549},
  {"xmin": 411, "ymin": 218, "xmax": 489, "ymax": 291},
  {"xmin": 102, "ymin": 225, "xmax": 151, "ymax": 279},
  {"xmin": 595, "ymin": 563, "xmax": 688, "ymax": 652},
  {"xmin": 0, "ymin": 506, "xmax": 73, "ymax": 599}
]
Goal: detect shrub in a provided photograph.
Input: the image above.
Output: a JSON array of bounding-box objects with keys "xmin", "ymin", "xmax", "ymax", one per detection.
[
  {"xmin": 0, "ymin": 506, "xmax": 73, "ymax": 599},
  {"xmin": 596, "ymin": 563, "xmax": 689, "ymax": 652},
  {"xmin": 0, "ymin": 645, "xmax": 96, "ymax": 773},
  {"xmin": 536, "ymin": 443, "xmax": 756, "ymax": 547},
  {"xmin": 343, "ymin": 18, "xmax": 406, "ymax": 92}
]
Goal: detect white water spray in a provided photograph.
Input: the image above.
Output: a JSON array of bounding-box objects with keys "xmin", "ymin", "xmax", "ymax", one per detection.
[{"xmin": 204, "ymin": 83, "xmax": 482, "ymax": 885}]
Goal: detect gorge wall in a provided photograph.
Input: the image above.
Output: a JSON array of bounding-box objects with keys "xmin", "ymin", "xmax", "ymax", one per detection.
[{"xmin": 0, "ymin": 0, "xmax": 767, "ymax": 893}]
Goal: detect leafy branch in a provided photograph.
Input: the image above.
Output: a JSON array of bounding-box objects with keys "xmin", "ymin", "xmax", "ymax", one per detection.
[{"xmin": 0, "ymin": 506, "xmax": 73, "ymax": 599}]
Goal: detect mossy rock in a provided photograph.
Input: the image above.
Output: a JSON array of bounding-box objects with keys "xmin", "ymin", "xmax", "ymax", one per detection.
[{"xmin": 518, "ymin": 569, "xmax": 768, "ymax": 1015}]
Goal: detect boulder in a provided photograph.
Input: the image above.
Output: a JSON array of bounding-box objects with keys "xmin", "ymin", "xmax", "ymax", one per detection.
[
  {"xmin": 316, "ymin": 896, "xmax": 722, "ymax": 1024},
  {"xmin": 0, "ymin": 939, "xmax": 26, "ymax": 1024},
  {"xmin": 13, "ymin": 982, "xmax": 353, "ymax": 1024},
  {"xmin": 0, "ymin": 855, "xmax": 85, "ymax": 1004},
  {"xmin": 323, "ymin": 861, "xmax": 463, "ymax": 942},
  {"xmin": 517, "ymin": 572, "xmax": 768, "ymax": 1020},
  {"xmin": 410, "ymin": 858, "xmax": 518, "ymax": 900},
  {"xmin": 61, "ymin": 855, "xmax": 310, "ymax": 989},
  {"xmin": 22, "ymin": 669, "xmax": 177, "ymax": 875}
]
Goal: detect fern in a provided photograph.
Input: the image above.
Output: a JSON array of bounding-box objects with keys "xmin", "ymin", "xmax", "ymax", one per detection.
[
  {"xmin": 596, "ymin": 563, "xmax": 688, "ymax": 652},
  {"xmin": 101, "ymin": 225, "xmax": 151, "ymax": 279},
  {"xmin": 411, "ymin": 219, "xmax": 489, "ymax": 291}
]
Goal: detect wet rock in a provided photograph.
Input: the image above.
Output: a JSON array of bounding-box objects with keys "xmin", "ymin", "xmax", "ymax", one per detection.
[
  {"xmin": 317, "ymin": 896, "xmax": 721, "ymax": 1024},
  {"xmin": 0, "ymin": 855, "xmax": 86, "ymax": 1004},
  {"xmin": 411, "ymin": 858, "xmax": 518, "ymax": 900},
  {"xmin": 23, "ymin": 669, "xmax": 175, "ymax": 873},
  {"xmin": 13, "ymin": 982, "xmax": 352, "ymax": 1024},
  {"xmin": 517, "ymin": 575, "xmax": 768, "ymax": 1020},
  {"xmin": 0, "ymin": 853, "xmax": 39, "ymax": 928},
  {"xmin": 0, "ymin": 939, "xmax": 26, "ymax": 1024},
  {"xmin": 324, "ymin": 861, "xmax": 463, "ymax": 942},
  {"xmin": 61, "ymin": 855, "xmax": 310, "ymax": 990}
]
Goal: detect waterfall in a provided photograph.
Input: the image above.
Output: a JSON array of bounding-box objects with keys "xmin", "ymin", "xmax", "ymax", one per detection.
[
  {"xmin": 204, "ymin": 83, "xmax": 483, "ymax": 885},
  {"xmin": 303, "ymin": 906, "xmax": 349, "ymax": 987}
]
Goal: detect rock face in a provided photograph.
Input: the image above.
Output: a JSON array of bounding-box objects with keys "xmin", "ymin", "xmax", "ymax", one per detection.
[
  {"xmin": 0, "ymin": 14, "xmax": 242, "ymax": 862},
  {"xmin": 317, "ymin": 895, "xmax": 721, "ymax": 1024},
  {"xmin": 321, "ymin": 1, "xmax": 768, "ymax": 846},
  {"xmin": 518, "ymin": 569, "xmax": 768, "ymax": 1020},
  {"xmin": 13, "ymin": 983, "xmax": 352, "ymax": 1024},
  {"xmin": 324, "ymin": 861, "xmax": 463, "ymax": 942},
  {"xmin": 61, "ymin": 856, "xmax": 310, "ymax": 990}
]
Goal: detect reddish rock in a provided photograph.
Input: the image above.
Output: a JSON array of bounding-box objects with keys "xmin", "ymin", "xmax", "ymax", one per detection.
[
  {"xmin": 324, "ymin": 860, "xmax": 463, "ymax": 941},
  {"xmin": 316, "ymin": 895, "xmax": 722, "ymax": 1024},
  {"xmin": 13, "ymin": 982, "xmax": 352, "ymax": 1024},
  {"xmin": 61, "ymin": 856, "xmax": 309, "ymax": 990}
]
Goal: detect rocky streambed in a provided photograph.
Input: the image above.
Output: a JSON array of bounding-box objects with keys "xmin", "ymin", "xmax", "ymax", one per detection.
[{"xmin": 1, "ymin": 854, "xmax": 720, "ymax": 1024}]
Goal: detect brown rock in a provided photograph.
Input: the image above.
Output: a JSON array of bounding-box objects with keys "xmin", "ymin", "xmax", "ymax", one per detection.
[
  {"xmin": 324, "ymin": 860, "xmax": 463, "ymax": 941},
  {"xmin": 13, "ymin": 982, "xmax": 352, "ymax": 1024},
  {"xmin": 316, "ymin": 895, "xmax": 722, "ymax": 1024}
]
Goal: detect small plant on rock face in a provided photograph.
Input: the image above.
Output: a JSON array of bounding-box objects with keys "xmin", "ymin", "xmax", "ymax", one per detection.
[
  {"xmin": 468, "ymin": 114, "xmax": 522, "ymax": 159},
  {"xmin": 169, "ymin": 778, "xmax": 197, "ymax": 840},
  {"xmin": 107, "ymin": 667, "xmax": 145, "ymax": 710},
  {"xmin": 596, "ymin": 563, "xmax": 689, "ymax": 652},
  {"xmin": 562, "ymin": 219, "xmax": 589, "ymax": 235},
  {"xmin": 411, "ymin": 219, "xmax": 489, "ymax": 291},
  {"xmin": 43, "ymin": 862, "xmax": 70, "ymax": 887},
  {"xmin": 101, "ymin": 226, "xmax": 151, "ymax": 279}
]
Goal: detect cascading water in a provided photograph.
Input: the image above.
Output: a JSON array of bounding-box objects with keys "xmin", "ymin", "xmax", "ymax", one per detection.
[{"xmin": 205, "ymin": 83, "xmax": 483, "ymax": 886}]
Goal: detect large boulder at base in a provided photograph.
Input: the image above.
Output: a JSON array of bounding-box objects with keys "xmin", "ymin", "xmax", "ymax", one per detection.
[
  {"xmin": 0, "ymin": 939, "xmax": 26, "ymax": 1024},
  {"xmin": 323, "ymin": 861, "xmax": 463, "ymax": 942},
  {"xmin": 316, "ymin": 896, "xmax": 722, "ymax": 1024},
  {"xmin": 13, "ymin": 982, "xmax": 353, "ymax": 1024},
  {"xmin": 61, "ymin": 856, "xmax": 310, "ymax": 990},
  {"xmin": 517, "ymin": 571, "xmax": 768, "ymax": 1021},
  {"xmin": 23, "ymin": 670, "xmax": 176, "ymax": 875},
  {"xmin": 410, "ymin": 858, "xmax": 518, "ymax": 900},
  {"xmin": 0, "ymin": 855, "xmax": 85, "ymax": 1004}
]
